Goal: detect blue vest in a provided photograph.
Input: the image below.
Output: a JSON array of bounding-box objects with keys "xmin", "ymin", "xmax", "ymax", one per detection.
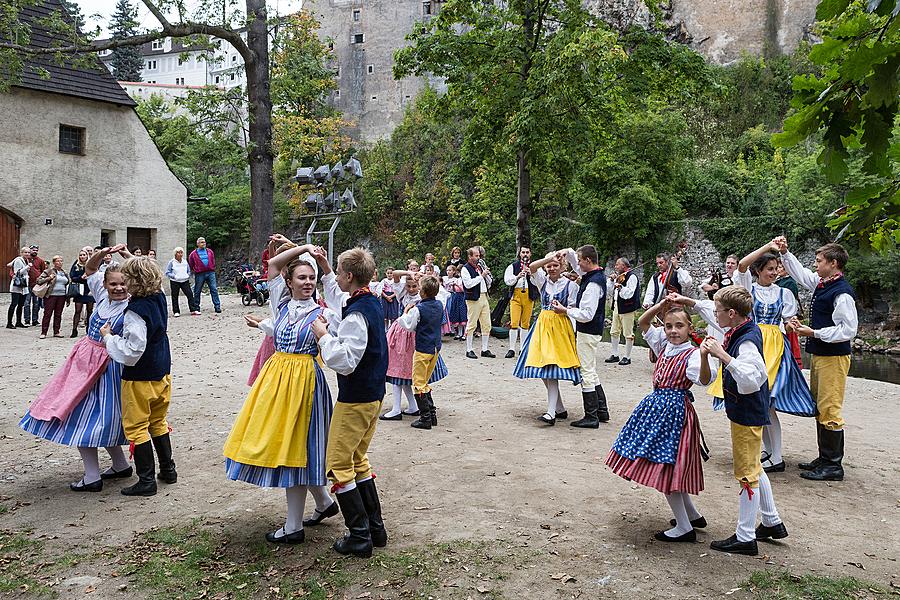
[
  {"xmin": 414, "ymin": 298, "xmax": 443, "ymax": 354},
  {"xmin": 462, "ymin": 262, "xmax": 482, "ymax": 301},
  {"xmin": 122, "ymin": 293, "xmax": 171, "ymax": 381},
  {"xmin": 722, "ymin": 320, "xmax": 770, "ymax": 427},
  {"xmin": 575, "ymin": 268, "xmax": 606, "ymax": 335},
  {"xmin": 337, "ymin": 293, "xmax": 387, "ymax": 403},
  {"xmin": 807, "ymin": 277, "xmax": 855, "ymax": 356},
  {"xmin": 510, "ymin": 260, "xmax": 539, "ymax": 301},
  {"xmin": 614, "ymin": 270, "xmax": 640, "ymax": 314}
]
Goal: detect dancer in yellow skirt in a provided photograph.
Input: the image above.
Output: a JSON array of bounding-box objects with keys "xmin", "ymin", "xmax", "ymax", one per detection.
[
  {"xmin": 513, "ymin": 252, "xmax": 580, "ymax": 425},
  {"xmin": 224, "ymin": 240, "xmax": 338, "ymax": 544}
]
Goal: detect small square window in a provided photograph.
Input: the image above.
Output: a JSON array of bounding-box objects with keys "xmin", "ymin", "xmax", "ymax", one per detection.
[
  {"xmin": 335, "ymin": 66, "xmax": 341, "ymax": 78},
  {"xmin": 352, "ymin": 9, "xmax": 360, "ymax": 21},
  {"xmin": 59, "ymin": 124, "xmax": 85, "ymax": 155},
  {"xmin": 371, "ymin": 95, "xmax": 377, "ymax": 101},
  {"xmin": 215, "ymin": 76, "xmax": 220, "ymax": 84},
  {"xmin": 352, "ymin": 33, "xmax": 364, "ymax": 44},
  {"xmin": 230, "ymin": 72, "xmax": 235, "ymax": 81},
  {"xmin": 328, "ymin": 41, "xmax": 334, "ymax": 50},
  {"xmin": 423, "ymin": 2, "xmax": 431, "ymax": 15},
  {"xmin": 335, "ymin": 90, "xmax": 340, "ymax": 99},
  {"xmin": 232, "ymin": 55, "xmax": 237, "ymax": 62},
  {"xmin": 151, "ymin": 39, "xmax": 163, "ymax": 50},
  {"xmin": 367, "ymin": 64, "xmax": 374, "ymax": 74},
  {"xmin": 178, "ymin": 57, "xmax": 184, "ymax": 65}
]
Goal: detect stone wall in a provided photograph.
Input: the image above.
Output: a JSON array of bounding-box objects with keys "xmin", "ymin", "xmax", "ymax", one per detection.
[{"xmin": 0, "ymin": 88, "xmax": 187, "ymax": 270}]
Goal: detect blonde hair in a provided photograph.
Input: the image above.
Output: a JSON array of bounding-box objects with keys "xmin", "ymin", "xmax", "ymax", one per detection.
[
  {"xmin": 714, "ymin": 285, "xmax": 752, "ymax": 317},
  {"xmin": 51, "ymin": 255, "xmax": 63, "ymax": 264},
  {"xmin": 103, "ymin": 263, "xmax": 124, "ymax": 285},
  {"xmin": 121, "ymin": 257, "xmax": 163, "ymax": 297},
  {"xmin": 419, "ymin": 275, "xmax": 440, "ymax": 299},
  {"xmin": 337, "ymin": 247, "xmax": 376, "ymax": 285}
]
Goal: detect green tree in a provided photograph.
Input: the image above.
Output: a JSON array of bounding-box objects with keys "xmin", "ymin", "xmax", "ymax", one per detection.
[
  {"xmin": 109, "ymin": 0, "xmax": 143, "ymax": 81},
  {"xmin": 773, "ymin": 0, "xmax": 900, "ymax": 251}
]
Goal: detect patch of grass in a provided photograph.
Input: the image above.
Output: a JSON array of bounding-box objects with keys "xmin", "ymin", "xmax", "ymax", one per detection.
[
  {"xmin": 747, "ymin": 570, "xmax": 888, "ymax": 599},
  {"xmin": 126, "ymin": 521, "xmax": 517, "ymax": 599},
  {"xmin": 0, "ymin": 531, "xmax": 56, "ymax": 597}
]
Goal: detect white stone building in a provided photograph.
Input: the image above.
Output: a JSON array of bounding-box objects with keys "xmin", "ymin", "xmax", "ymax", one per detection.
[{"xmin": 0, "ymin": 0, "xmax": 187, "ymax": 292}]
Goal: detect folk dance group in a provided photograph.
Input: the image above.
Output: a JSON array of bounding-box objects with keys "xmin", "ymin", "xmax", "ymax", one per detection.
[{"xmin": 20, "ymin": 232, "xmax": 857, "ymax": 559}]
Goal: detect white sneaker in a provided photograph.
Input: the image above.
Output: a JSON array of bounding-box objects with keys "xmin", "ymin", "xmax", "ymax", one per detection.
[
  {"xmin": 173, "ymin": 312, "xmax": 180, "ymax": 317},
  {"xmin": 191, "ymin": 311, "xmax": 201, "ymax": 316}
]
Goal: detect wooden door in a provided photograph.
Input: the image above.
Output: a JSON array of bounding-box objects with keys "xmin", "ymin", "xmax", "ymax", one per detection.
[
  {"xmin": 0, "ymin": 208, "xmax": 22, "ymax": 293},
  {"xmin": 127, "ymin": 228, "xmax": 152, "ymax": 255}
]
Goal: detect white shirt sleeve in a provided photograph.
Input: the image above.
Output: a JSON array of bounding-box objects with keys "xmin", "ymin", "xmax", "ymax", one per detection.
[
  {"xmin": 322, "ymin": 272, "xmax": 349, "ymax": 312},
  {"xmin": 317, "ymin": 312, "xmax": 369, "ymax": 376},
  {"xmin": 567, "ymin": 281, "xmax": 600, "ymax": 323},
  {"xmin": 686, "ymin": 349, "xmax": 716, "ymax": 386},
  {"xmin": 815, "ymin": 293, "xmax": 858, "ymax": 343},
  {"xmin": 86, "ymin": 271, "xmax": 107, "ymax": 302},
  {"xmin": 725, "ymin": 340, "xmax": 768, "ymax": 394},
  {"xmin": 257, "ymin": 317, "xmax": 275, "ymax": 337},
  {"xmin": 461, "ymin": 267, "xmax": 484, "ymax": 290},
  {"xmin": 780, "ymin": 287, "xmax": 798, "ymax": 320},
  {"xmin": 693, "ymin": 299, "xmax": 725, "ymax": 342},
  {"xmin": 268, "ymin": 277, "xmax": 288, "ymax": 320},
  {"xmin": 103, "ymin": 311, "xmax": 147, "ymax": 366},
  {"xmin": 503, "ymin": 264, "xmax": 517, "ymax": 286},
  {"xmin": 677, "ymin": 268, "xmax": 693, "ymax": 291},
  {"xmin": 563, "ymin": 250, "xmax": 583, "ymax": 276},
  {"xmin": 531, "ymin": 268, "xmax": 547, "ymax": 289},
  {"xmin": 733, "ymin": 269, "xmax": 752, "ymax": 290},
  {"xmin": 642, "ymin": 275, "xmax": 657, "ymax": 307},
  {"xmin": 644, "ymin": 326, "xmax": 667, "ymax": 356},
  {"xmin": 781, "ymin": 251, "xmax": 819, "ymax": 291},
  {"xmin": 397, "ymin": 306, "xmax": 420, "ymax": 331},
  {"xmin": 618, "ymin": 273, "xmax": 638, "ymax": 299}
]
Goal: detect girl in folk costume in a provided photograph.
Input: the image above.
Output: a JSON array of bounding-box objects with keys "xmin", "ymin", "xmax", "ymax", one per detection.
[
  {"xmin": 731, "ymin": 242, "xmax": 816, "ymax": 473},
  {"xmin": 20, "ymin": 245, "xmax": 134, "ymax": 491},
  {"xmin": 605, "ymin": 298, "xmax": 715, "ymax": 543},
  {"xmin": 379, "ymin": 267, "xmax": 399, "ymax": 331},
  {"xmin": 512, "ymin": 252, "xmax": 580, "ymax": 425},
  {"xmin": 380, "ymin": 270, "xmax": 449, "ymax": 420},
  {"xmin": 224, "ymin": 239, "xmax": 338, "ymax": 544},
  {"xmin": 443, "ymin": 264, "xmax": 467, "ymax": 340},
  {"xmin": 245, "ymin": 240, "xmax": 298, "ymax": 387}
]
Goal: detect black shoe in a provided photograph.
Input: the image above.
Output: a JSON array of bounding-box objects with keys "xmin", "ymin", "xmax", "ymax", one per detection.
[
  {"xmin": 798, "ymin": 457, "xmax": 823, "ymax": 471},
  {"xmin": 215, "ymin": 308, "xmax": 222, "ymax": 313},
  {"xmin": 669, "ymin": 516, "xmax": 707, "ymax": 529},
  {"xmin": 304, "ymin": 501, "xmax": 340, "ymax": 527},
  {"xmin": 505, "ymin": 350, "xmax": 515, "ymax": 358},
  {"xmin": 121, "ymin": 441, "xmax": 157, "ymax": 497},
  {"xmin": 357, "ymin": 478, "xmax": 388, "ymax": 548},
  {"xmin": 402, "ymin": 410, "xmax": 420, "ymax": 416},
  {"xmin": 152, "ymin": 433, "xmax": 177, "ymax": 484},
  {"xmin": 379, "ymin": 413, "xmax": 402, "ymax": 421},
  {"xmin": 481, "ymin": 350, "xmax": 496, "ymax": 358},
  {"xmin": 755, "ymin": 522, "xmax": 788, "ymax": 541},
  {"xmin": 596, "ymin": 385, "xmax": 610, "ymax": 422},
  {"xmin": 333, "ymin": 488, "xmax": 373, "ymax": 558},
  {"xmin": 555, "ymin": 411, "xmax": 568, "ymax": 420},
  {"xmin": 70, "ymin": 327, "xmax": 78, "ymax": 338},
  {"xmin": 411, "ymin": 393, "xmax": 432, "ymax": 429},
  {"xmin": 571, "ymin": 390, "xmax": 600, "ymax": 428},
  {"xmin": 604, "ymin": 355, "xmax": 620, "ymax": 363},
  {"xmin": 426, "ymin": 391, "xmax": 437, "ymax": 426},
  {"xmin": 100, "ymin": 465, "xmax": 133, "ymax": 480},
  {"xmin": 538, "ymin": 413, "xmax": 556, "ymax": 425},
  {"xmin": 618, "ymin": 357, "xmax": 632, "ymax": 366},
  {"xmin": 15, "ymin": 322, "xmax": 27, "ymax": 328},
  {"xmin": 710, "ymin": 534, "xmax": 758, "ymax": 556},
  {"xmin": 763, "ymin": 460, "xmax": 786, "ymax": 473},
  {"xmin": 5, "ymin": 324, "xmax": 13, "ymax": 329},
  {"xmin": 70, "ymin": 478, "xmax": 102, "ymax": 492},
  {"xmin": 654, "ymin": 529, "xmax": 696, "ymax": 543},
  {"xmin": 800, "ymin": 422, "xmax": 827, "ymax": 470},
  {"xmin": 266, "ymin": 527, "xmax": 305, "ymax": 544},
  {"xmin": 800, "ymin": 464, "xmax": 844, "ymax": 481},
  {"xmin": 466, "ymin": 351, "xmax": 478, "ymax": 359}
]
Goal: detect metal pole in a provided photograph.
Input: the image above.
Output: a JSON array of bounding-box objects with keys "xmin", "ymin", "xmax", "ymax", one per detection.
[
  {"xmin": 306, "ymin": 217, "xmax": 317, "ymax": 245},
  {"xmin": 328, "ymin": 216, "xmax": 341, "ymax": 266}
]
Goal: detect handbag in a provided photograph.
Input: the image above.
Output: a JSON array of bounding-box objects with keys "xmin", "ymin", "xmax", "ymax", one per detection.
[
  {"xmin": 66, "ymin": 282, "xmax": 81, "ymax": 298},
  {"xmin": 32, "ymin": 280, "xmax": 51, "ymax": 298},
  {"xmin": 12, "ymin": 272, "xmax": 27, "ymax": 288}
]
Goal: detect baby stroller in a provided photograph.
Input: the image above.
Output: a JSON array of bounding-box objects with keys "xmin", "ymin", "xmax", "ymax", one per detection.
[{"xmin": 235, "ymin": 264, "xmax": 269, "ymax": 306}]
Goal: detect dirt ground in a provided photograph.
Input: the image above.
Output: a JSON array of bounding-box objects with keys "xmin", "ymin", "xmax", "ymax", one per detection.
[{"xmin": 1, "ymin": 293, "xmax": 898, "ymax": 599}]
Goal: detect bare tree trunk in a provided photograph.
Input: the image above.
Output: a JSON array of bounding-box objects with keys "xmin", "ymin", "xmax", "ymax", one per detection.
[
  {"xmin": 516, "ymin": 148, "xmax": 531, "ymax": 250},
  {"xmin": 245, "ymin": 0, "xmax": 274, "ymax": 261}
]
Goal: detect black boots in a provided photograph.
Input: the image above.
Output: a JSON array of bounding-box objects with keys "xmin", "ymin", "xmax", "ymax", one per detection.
[
  {"xmin": 152, "ymin": 433, "xmax": 178, "ymax": 484},
  {"xmin": 571, "ymin": 390, "xmax": 600, "ymax": 428},
  {"xmin": 801, "ymin": 427, "xmax": 844, "ymax": 481},
  {"xmin": 798, "ymin": 422, "xmax": 827, "ymax": 470},
  {"xmin": 357, "ymin": 478, "xmax": 387, "ymax": 548},
  {"xmin": 411, "ymin": 392, "xmax": 437, "ymax": 429},
  {"xmin": 333, "ymin": 487, "xmax": 373, "ymax": 558},
  {"xmin": 596, "ymin": 385, "xmax": 610, "ymax": 422},
  {"xmin": 121, "ymin": 441, "xmax": 157, "ymax": 496}
]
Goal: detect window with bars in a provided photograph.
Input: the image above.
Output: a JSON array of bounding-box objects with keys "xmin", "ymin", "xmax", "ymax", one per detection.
[
  {"xmin": 59, "ymin": 124, "xmax": 85, "ymax": 155},
  {"xmin": 352, "ymin": 33, "xmax": 364, "ymax": 44},
  {"xmin": 353, "ymin": 9, "xmax": 360, "ymax": 21}
]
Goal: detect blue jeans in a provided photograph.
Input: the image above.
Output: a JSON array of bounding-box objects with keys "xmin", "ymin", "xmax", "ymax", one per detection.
[
  {"xmin": 24, "ymin": 292, "xmax": 42, "ymax": 324},
  {"xmin": 193, "ymin": 271, "xmax": 220, "ymax": 311}
]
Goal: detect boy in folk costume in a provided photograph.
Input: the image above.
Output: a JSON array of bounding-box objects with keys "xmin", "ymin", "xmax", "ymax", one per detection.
[
  {"xmin": 701, "ymin": 286, "xmax": 787, "ymax": 556},
  {"xmin": 552, "ymin": 245, "xmax": 609, "ymax": 428},
  {"xmin": 775, "ymin": 237, "xmax": 858, "ymax": 482},
  {"xmin": 100, "ymin": 257, "xmax": 176, "ymax": 497},
  {"xmin": 503, "ymin": 247, "xmax": 539, "ymax": 358},
  {"xmin": 606, "ymin": 257, "xmax": 640, "ymax": 366},
  {"xmin": 312, "ymin": 247, "xmax": 390, "ymax": 558},
  {"xmin": 395, "ymin": 275, "xmax": 445, "ymax": 430}
]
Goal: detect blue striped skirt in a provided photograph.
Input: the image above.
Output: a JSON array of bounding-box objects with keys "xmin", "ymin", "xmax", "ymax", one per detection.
[
  {"xmin": 386, "ymin": 354, "xmax": 448, "ymax": 387},
  {"xmin": 19, "ymin": 360, "xmax": 127, "ymax": 448},
  {"xmin": 512, "ymin": 318, "xmax": 581, "ymax": 384},
  {"xmin": 225, "ymin": 363, "xmax": 332, "ymax": 488}
]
